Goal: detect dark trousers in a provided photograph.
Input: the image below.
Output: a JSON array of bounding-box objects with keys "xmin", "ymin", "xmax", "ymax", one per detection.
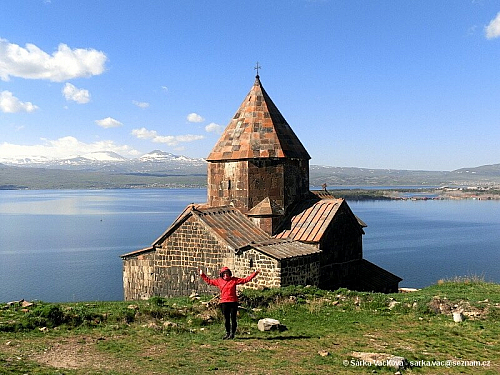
[{"xmin": 220, "ymin": 302, "xmax": 238, "ymax": 334}]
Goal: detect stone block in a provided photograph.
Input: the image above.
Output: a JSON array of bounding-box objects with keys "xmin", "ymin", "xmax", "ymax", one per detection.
[{"xmin": 257, "ymin": 318, "xmax": 286, "ymax": 332}]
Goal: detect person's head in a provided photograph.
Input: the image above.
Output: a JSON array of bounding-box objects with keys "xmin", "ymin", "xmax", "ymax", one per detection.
[{"xmin": 220, "ymin": 267, "xmax": 232, "ymax": 280}]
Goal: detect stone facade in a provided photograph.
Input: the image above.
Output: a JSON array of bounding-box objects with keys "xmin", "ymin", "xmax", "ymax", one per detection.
[
  {"xmin": 207, "ymin": 158, "xmax": 309, "ymax": 215},
  {"xmin": 281, "ymin": 255, "xmax": 320, "ymax": 287},
  {"xmin": 122, "ymin": 249, "xmax": 155, "ymax": 300}
]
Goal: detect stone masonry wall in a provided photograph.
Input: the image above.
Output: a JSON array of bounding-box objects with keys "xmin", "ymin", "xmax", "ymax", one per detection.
[
  {"xmin": 282, "ymin": 159, "xmax": 309, "ymax": 209},
  {"xmin": 208, "ymin": 158, "xmax": 309, "ymax": 214},
  {"xmin": 154, "ymin": 216, "xmax": 235, "ymax": 297},
  {"xmin": 207, "ymin": 160, "xmax": 249, "ymax": 211},
  {"xmin": 123, "ymin": 251, "xmax": 155, "ymax": 300},
  {"xmin": 319, "ymin": 203, "xmax": 363, "ymax": 265},
  {"xmin": 233, "ymin": 248, "xmax": 281, "ymax": 289},
  {"xmin": 280, "ymin": 255, "xmax": 320, "ymax": 287},
  {"xmin": 319, "ymin": 261, "xmax": 358, "ymax": 291}
]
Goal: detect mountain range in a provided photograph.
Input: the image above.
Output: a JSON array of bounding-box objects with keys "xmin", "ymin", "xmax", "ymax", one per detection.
[{"xmin": 1, "ymin": 150, "xmax": 499, "ymax": 190}]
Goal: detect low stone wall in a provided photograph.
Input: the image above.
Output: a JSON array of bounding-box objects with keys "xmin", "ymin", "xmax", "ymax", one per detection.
[
  {"xmin": 280, "ymin": 254, "xmax": 320, "ymax": 287},
  {"xmin": 123, "ymin": 250, "xmax": 155, "ymax": 300},
  {"xmin": 234, "ymin": 248, "xmax": 281, "ymax": 289}
]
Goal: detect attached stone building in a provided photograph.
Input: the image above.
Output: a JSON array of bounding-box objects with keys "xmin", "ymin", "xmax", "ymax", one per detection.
[{"xmin": 121, "ymin": 74, "xmax": 401, "ymax": 300}]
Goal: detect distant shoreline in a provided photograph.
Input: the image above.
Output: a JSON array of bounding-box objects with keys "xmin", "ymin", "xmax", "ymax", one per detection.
[
  {"xmin": 330, "ymin": 187, "xmax": 500, "ymax": 201},
  {"xmin": 2, "ymin": 185, "xmax": 500, "ymax": 201}
]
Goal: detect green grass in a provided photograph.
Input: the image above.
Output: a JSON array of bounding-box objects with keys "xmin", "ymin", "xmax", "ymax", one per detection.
[{"xmin": 1, "ymin": 281, "xmax": 499, "ymax": 374}]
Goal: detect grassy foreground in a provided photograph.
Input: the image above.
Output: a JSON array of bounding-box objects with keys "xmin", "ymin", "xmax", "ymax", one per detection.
[{"xmin": 1, "ymin": 280, "xmax": 499, "ymax": 374}]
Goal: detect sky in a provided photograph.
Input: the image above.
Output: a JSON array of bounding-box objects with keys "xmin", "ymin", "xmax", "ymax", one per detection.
[{"xmin": 1, "ymin": 1, "xmax": 500, "ymax": 171}]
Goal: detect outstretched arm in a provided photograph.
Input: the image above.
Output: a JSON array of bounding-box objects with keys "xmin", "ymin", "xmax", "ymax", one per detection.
[
  {"xmin": 198, "ymin": 268, "xmax": 219, "ymax": 286},
  {"xmin": 236, "ymin": 269, "xmax": 260, "ymax": 285}
]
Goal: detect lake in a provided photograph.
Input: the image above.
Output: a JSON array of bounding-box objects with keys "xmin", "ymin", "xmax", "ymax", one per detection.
[{"xmin": 1, "ymin": 189, "xmax": 499, "ymax": 302}]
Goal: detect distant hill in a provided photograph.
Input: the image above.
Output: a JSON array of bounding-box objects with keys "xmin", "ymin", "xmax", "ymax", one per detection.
[
  {"xmin": 309, "ymin": 164, "xmax": 500, "ymax": 187},
  {"xmin": 451, "ymin": 163, "xmax": 500, "ymax": 177},
  {"xmin": 1, "ymin": 151, "xmax": 499, "ymax": 190}
]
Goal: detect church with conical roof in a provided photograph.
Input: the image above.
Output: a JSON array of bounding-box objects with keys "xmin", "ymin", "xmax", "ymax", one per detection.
[{"xmin": 121, "ymin": 74, "xmax": 401, "ymax": 300}]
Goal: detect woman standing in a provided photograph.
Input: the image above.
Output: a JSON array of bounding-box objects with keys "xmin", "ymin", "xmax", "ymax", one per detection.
[{"xmin": 199, "ymin": 266, "xmax": 259, "ymax": 339}]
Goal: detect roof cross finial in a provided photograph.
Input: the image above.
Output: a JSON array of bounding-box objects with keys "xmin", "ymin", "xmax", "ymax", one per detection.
[{"xmin": 254, "ymin": 62, "xmax": 261, "ymax": 77}]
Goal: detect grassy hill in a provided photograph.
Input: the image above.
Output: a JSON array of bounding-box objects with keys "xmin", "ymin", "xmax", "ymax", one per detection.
[{"xmin": 1, "ymin": 279, "xmax": 499, "ymax": 374}]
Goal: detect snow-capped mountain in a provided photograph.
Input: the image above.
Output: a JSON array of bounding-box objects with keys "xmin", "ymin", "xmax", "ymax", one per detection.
[
  {"xmin": 138, "ymin": 150, "xmax": 205, "ymax": 164},
  {"xmin": 0, "ymin": 155, "xmax": 51, "ymax": 165},
  {"xmin": 0, "ymin": 150, "xmax": 207, "ymax": 173},
  {"xmin": 81, "ymin": 151, "xmax": 128, "ymax": 162}
]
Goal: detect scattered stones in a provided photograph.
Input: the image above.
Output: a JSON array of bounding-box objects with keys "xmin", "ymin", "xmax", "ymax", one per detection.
[
  {"xmin": 388, "ymin": 299, "xmax": 400, "ymax": 310},
  {"xmin": 318, "ymin": 350, "xmax": 330, "ymax": 357},
  {"xmin": 144, "ymin": 322, "xmax": 160, "ymax": 330},
  {"xmin": 6, "ymin": 299, "xmax": 24, "ymax": 307},
  {"xmin": 399, "ymin": 287, "xmax": 420, "ymax": 293},
  {"xmin": 452, "ymin": 311, "xmax": 463, "ymax": 323},
  {"xmin": 257, "ymin": 318, "xmax": 286, "ymax": 332},
  {"xmin": 196, "ymin": 312, "xmax": 214, "ymax": 324},
  {"xmin": 127, "ymin": 304, "xmax": 139, "ymax": 310},
  {"xmin": 429, "ymin": 297, "xmax": 488, "ymax": 320},
  {"xmin": 163, "ymin": 321, "xmax": 178, "ymax": 329},
  {"xmin": 189, "ymin": 292, "xmax": 200, "ymax": 300},
  {"xmin": 39, "ymin": 327, "xmax": 48, "ymax": 333},
  {"xmin": 21, "ymin": 301, "xmax": 33, "ymax": 308}
]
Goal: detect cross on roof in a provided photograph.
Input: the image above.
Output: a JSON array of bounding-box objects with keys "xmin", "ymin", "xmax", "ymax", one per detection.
[{"xmin": 254, "ymin": 62, "xmax": 261, "ymax": 77}]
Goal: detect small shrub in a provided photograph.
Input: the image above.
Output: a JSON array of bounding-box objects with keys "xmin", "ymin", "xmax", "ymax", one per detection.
[
  {"xmin": 24, "ymin": 304, "xmax": 65, "ymax": 328},
  {"xmin": 122, "ymin": 308, "xmax": 136, "ymax": 324},
  {"xmin": 149, "ymin": 296, "xmax": 168, "ymax": 307}
]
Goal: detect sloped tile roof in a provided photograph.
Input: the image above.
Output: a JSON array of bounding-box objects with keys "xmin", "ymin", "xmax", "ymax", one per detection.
[
  {"xmin": 145, "ymin": 204, "xmax": 320, "ymax": 260},
  {"xmin": 207, "ymin": 76, "xmax": 310, "ymax": 161},
  {"xmin": 242, "ymin": 239, "xmax": 320, "ymax": 260},
  {"xmin": 275, "ymin": 198, "xmax": 344, "ymax": 243},
  {"xmin": 120, "ymin": 246, "xmax": 155, "ymax": 259},
  {"xmin": 194, "ymin": 206, "xmax": 270, "ymax": 250}
]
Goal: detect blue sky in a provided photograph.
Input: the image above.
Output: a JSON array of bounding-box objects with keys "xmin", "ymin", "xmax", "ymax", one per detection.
[{"xmin": 1, "ymin": 0, "xmax": 500, "ymax": 170}]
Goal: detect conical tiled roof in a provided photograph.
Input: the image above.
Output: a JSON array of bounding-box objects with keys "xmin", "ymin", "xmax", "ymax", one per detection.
[
  {"xmin": 207, "ymin": 76, "xmax": 310, "ymax": 161},
  {"xmin": 247, "ymin": 197, "xmax": 285, "ymax": 216}
]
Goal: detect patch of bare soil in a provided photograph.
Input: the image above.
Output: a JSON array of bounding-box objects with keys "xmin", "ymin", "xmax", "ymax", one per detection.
[{"xmin": 16, "ymin": 335, "xmax": 133, "ymax": 372}]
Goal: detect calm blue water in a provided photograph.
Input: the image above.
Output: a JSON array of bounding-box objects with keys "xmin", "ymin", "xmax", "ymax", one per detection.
[{"xmin": 0, "ymin": 189, "xmax": 499, "ymax": 302}]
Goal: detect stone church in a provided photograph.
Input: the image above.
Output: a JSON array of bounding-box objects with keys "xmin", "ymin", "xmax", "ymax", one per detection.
[{"xmin": 121, "ymin": 74, "xmax": 401, "ymax": 300}]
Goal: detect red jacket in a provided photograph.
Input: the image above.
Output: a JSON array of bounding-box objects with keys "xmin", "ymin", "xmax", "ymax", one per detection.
[{"xmin": 200, "ymin": 269, "xmax": 258, "ymax": 303}]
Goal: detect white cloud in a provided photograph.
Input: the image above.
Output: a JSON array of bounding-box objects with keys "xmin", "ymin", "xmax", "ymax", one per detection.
[
  {"xmin": 0, "ymin": 90, "xmax": 38, "ymax": 113},
  {"xmin": 132, "ymin": 100, "xmax": 149, "ymax": 109},
  {"xmin": 187, "ymin": 112, "xmax": 204, "ymax": 123},
  {"xmin": 0, "ymin": 38, "xmax": 107, "ymax": 82},
  {"xmin": 205, "ymin": 122, "xmax": 223, "ymax": 134},
  {"xmin": 485, "ymin": 12, "xmax": 500, "ymax": 39},
  {"xmin": 95, "ymin": 117, "xmax": 123, "ymax": 128},
  {"xmin": 0, "ymin": 136, "xmax": 140, "ymax": 160},
  {"xmin": 62, "ymin": 83, "xmax": 90, "ymax": 104},
  {"xmin": 161, "ymin": 86, "xmax": 168, "ymax": 92},
  {"xmin": 131, "ymin": 127, "xmax": 204, "ymax": 146}
]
